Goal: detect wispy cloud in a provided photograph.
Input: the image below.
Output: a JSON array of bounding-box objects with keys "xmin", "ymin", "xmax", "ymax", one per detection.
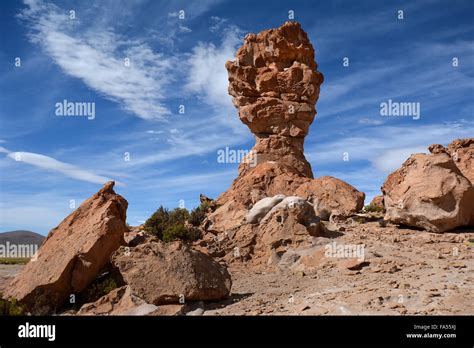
[
  {"xmin": 1, "ymin": 147, "xmax": 121, "ymax": 185},
  {"xmin": 185, "ymin": 26, "xmax": 242, "ymax": 110},
  {"xmin": 19, "ymin": 0, "xmax": 175, "ymax": 119},
  {"xmin": 307, "ymin": 121, "xmax": 474, "ymax": 173}
]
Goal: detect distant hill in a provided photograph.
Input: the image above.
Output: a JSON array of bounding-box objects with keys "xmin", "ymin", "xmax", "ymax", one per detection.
[{"xmin": 0, "ymin": 230, "xmax": 45, "ymax": 247}]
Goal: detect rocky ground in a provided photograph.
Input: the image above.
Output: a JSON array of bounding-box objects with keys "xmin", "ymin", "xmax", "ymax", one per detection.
[
  {"xmin": 204, "ymin": 221, "xmax": 473, "ymax": 315},
  {"xmin": 2, "ymin": 220, "xmax": 471, "ymax": 315}
]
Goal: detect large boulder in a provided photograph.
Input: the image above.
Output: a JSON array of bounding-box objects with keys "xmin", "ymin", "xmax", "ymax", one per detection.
[
  {"xmin": 382, "ymin": 152, "xmax": 474, "ymax": 232},
  {"xmin": 111, "ymin": 240, "xmax": 232, "ymax": 305},
  {"xmin": 3, "ymin": 181, "xmax": 128, "ymax": 313},
  {"xmin": 295, "ymin": 176, "xmax": 365, "ymax": 219}
]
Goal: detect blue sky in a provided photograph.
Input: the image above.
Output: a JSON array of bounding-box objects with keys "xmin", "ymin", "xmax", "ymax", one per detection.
[{"xmin": 0, "ymin": 0, "xmax": 473, "ymax": 235}]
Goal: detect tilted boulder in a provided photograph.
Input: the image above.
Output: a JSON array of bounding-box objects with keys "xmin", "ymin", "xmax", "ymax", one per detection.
[
  {"xmin": 382, "ymin": 152, "xmax": 474, "ymax": 232},
  {"xmin": 111, "ymin": 240, "xmax": 232, "ymax": 305},
  {"xmin": 4, "ymin": 181, "xmax": 128, "ymax": 313},
  {"xmin": 207, "ymin": 21, "xmax": 364, "ymax": 233}
]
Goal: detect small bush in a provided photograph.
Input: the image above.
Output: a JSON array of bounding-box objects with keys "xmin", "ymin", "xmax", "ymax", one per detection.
[
  {"xmin": 364, "ymin": 204, "xmax": 384, "ymax": 213},
  {"xmin": 145, "ymin": 206, "xmax": 202, "ymax": 242},
  {"xmin": 80, "ymin": 275, "xmax": 119, "ymax": 304},
  {"xmin": 0, "ymin": 257, "xmax": 30, "ymax": 265},
  {"xmin": 169, "ymin": 208, "xmax": 190, "ymax": 226},
  {"xmin": 162, "ymin": 224, "xmax": 187, "ymax": 242},
  {"xmin": 0, "ymin": 293, "xmax": 25, "ymax": 315},
  {"xmin": 189, "ymin": 202, "xmax": 210, "ymax": 227},
  {"xmin": 144, "ymin": 206, "xmax": 171, "ymax": 239}
]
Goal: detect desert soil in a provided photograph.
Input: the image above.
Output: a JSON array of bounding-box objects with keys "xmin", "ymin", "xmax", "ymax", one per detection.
[
  {"xmin": 1, "ymin": 220, "xmax": 472, "ymax": 315},
  {"xmin": 204, "ymin": 220, "xmax": 473, "ymax": 315}
]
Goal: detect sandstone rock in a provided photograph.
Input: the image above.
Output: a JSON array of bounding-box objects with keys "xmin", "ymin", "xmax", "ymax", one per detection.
[
  {"xmin": 260, "ymin": 196, "xmax": 311, "ymax": 224},
  {"xmin": 446, "ymin": 138, "xmax": 474, "ymax": 184},
  {"xmin": 295, "ymin": 176, "xmax": 365, "ymax": 219},
  {"xmin": 212, "ymin": 196, "xmax": 326, "ymax": 268},
  {"xmin": 124, "ymin": 227, "xmax": 147, "ymax": 247},
  {"xmin": 199, "ymin": 194, "xmax": 218, "ymax": 211},
  {"xmin": 211, "ymin": 22, "xmax": 324, "ymax": 231},
  {"xmin": 429, "ymin": 138, "xmax": 473, "ymax": 184},
  {"xmin": 382, "ymin": 152, "xmax": 474, "ymax": 232},
  {"xmin": 258, "ymin": 197, "xmax": 324, "ymax": 250},
  {"xmin": 77, "ymin": 286, "xmax": 153, "ymax": 315},
  {"xmin": 337, "ymin": 258, "xmax": 370, "ymax": 271},
  {"xmin": 245, "ymin": 194, "xmax": 286, "ymax": 224},
  {"xmin": 4, "ymin": 181, "xmax": 128, "ymax": 313},
  {"xmin": 209, "ymin": 22, "xmax": 364, "ymax": 233},
  {"xmin": 112, "ymin": 240, "xmax": 232, "ymax": 305},
  {"xmin": 226, "ymin": 22, "xmax": 323, "ymax": 138},
  {"xmin": 369, "ymin": 195, "xmax": 385, "ymax": 210},
  {"xmin": 147, "ymin": 304, "xmax": 187, "ymax": 316}
]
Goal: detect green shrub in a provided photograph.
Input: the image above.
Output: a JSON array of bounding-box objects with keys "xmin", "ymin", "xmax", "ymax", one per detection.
[
  {"xmin": 145, "ymin": 205, "xmax": 202, "ymax": 242},
  {"xmin": 80, "ymin": 274, "xmax": 120, "ymax": 304},
  {"xmin": 0, "ymin": 293, "xmax": 25, "ymax": 315},
  {"xmin": 144, "ymin": 206, "xmax": 171, "ymax": 239},
  {"xmin": 169, "ymin": 208, "xmax": 190, "ymax": 226},
  {"xmin": 364, "ymin": 204, "xmax": 384, "ymax": 213},
  {"xmin": 162, "ymin": 224, "xmax": 189, "ymax": 242},
  {"xmin": 0, "ymin": 257, "xmax": 30, "ymax": 265},
  {"xmin": 189, "ymin": 202, "xmax": 210, "ymax": 226}
]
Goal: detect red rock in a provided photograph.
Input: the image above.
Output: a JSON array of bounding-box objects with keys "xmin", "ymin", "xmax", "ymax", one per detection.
[
  {"xmin": 112, "ymin": 240, "xmax": 232, "ymax": 305},
  {"xmin": 446, "ymin": 138, "xmax": 474, "ymax": 184},
  {"xmin": 382, "ymin": 152, "xmax": 474, "ymax": 232},
  {"xmin": 208, "ymin": 22, "xmax": 364, "ymax": 233},
  {"xmin": 295, "ymin": 176, "xmax": 365, "ymax": 219},
  {"xmin": 4, "ymin": 182, "xmax": 128, "ymax": 313},
  {"xmin": 369, "ymin": 195, "xmax": 385, "ymax": 210},
  {"xmin": 77, "ymin": 286, "xmax": 148, "ymax": 315}
]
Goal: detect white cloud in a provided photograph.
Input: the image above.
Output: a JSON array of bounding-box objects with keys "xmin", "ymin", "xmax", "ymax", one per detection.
[
  {"xmin": 185, "ymin": 26, "xmax": 242, "ymax": 109},
  {"xmin": 371, "ymin": 146, "xmax": 427, "ymax": 172},
  {"xmin": 144, "ymin": 169, "xmax": 235, "ymax": 191},
  {"xmin": 307, "ymin": 121, "xmax": 474, "ymax": 173},
  {"xmin": 1, "ymin": 147, "xmax": 121, "ymax": 185},
  {"xmin": 358, "ymin": 118, "xmax": 385, "ymax": 126},
  {"xmin": 19, "ymin": 0, "xmax": 174, "ymax": 119},
  {"xmin": 210, "ymin": 16, "xmax": 228, "ymax": 32},
  {"xmin": 179, "ymin": 24, "xmax": 192, "ymax": 33}
]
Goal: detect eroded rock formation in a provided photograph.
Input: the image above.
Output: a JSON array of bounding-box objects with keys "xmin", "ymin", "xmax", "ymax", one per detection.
[{"xmin": 208, "ymin": 22, "xmax": 364, "ymax": 233}]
